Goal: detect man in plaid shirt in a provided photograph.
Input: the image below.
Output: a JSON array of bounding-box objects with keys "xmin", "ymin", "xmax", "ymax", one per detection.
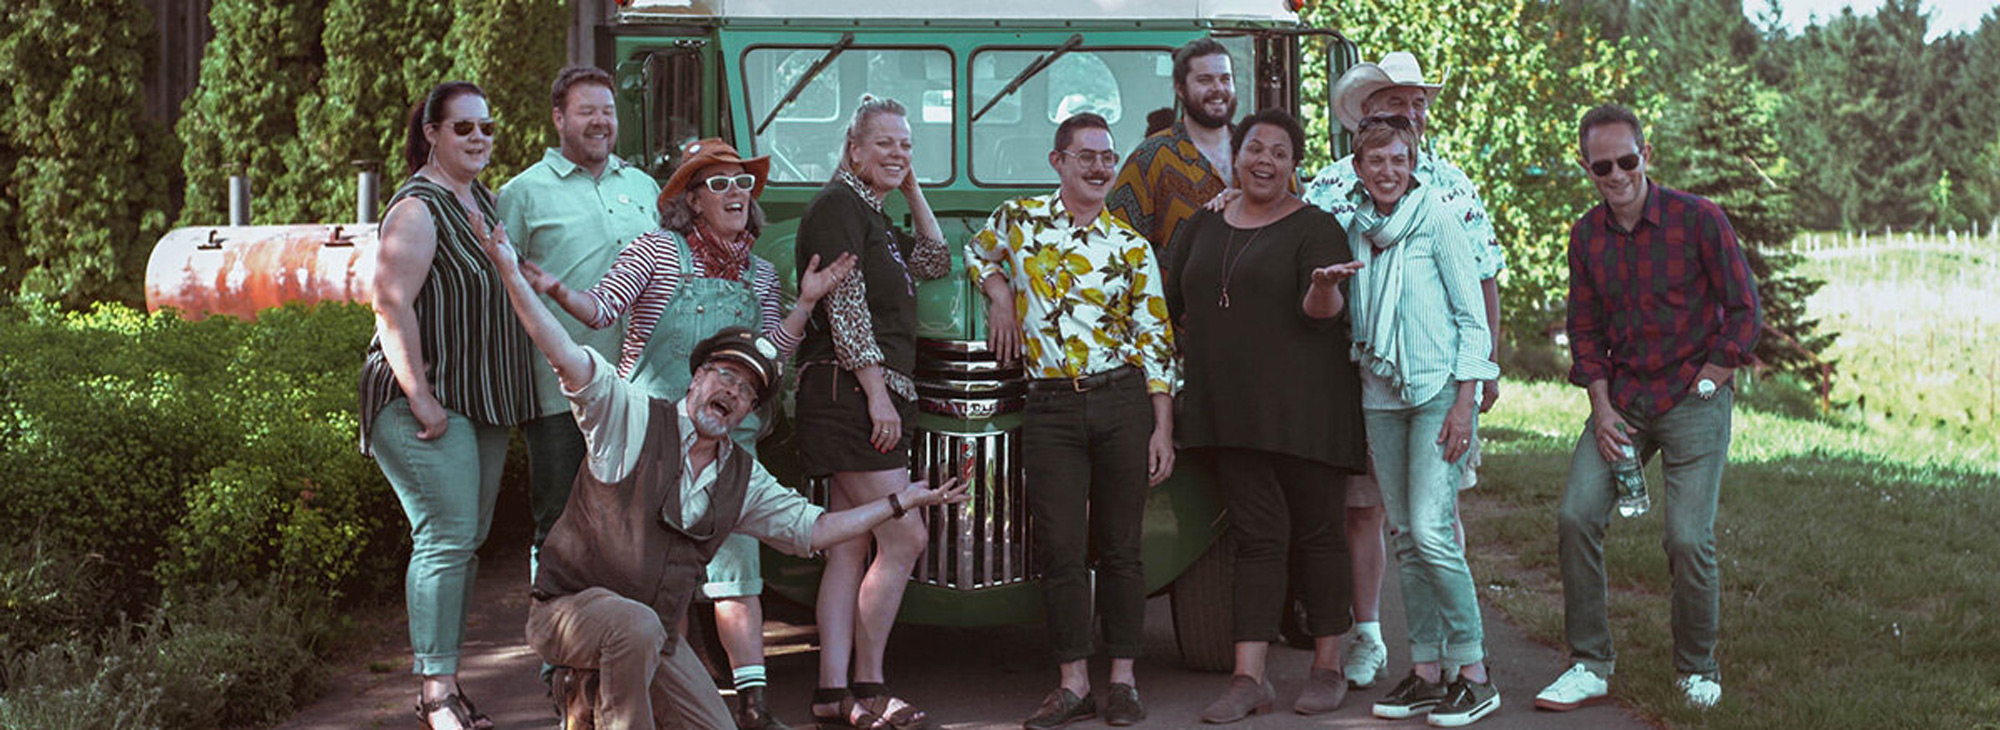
[{"xmin": 1535, "ymin": 104, "xmax": 1759, "ymax": 714}]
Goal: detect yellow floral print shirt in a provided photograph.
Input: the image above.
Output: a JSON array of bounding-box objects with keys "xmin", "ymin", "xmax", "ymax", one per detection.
[{"xmin": 966, "ymin": 192, "xmax": 1178, "ymax": 395}]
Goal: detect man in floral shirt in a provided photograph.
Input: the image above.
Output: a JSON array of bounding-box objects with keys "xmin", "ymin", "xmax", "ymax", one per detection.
[{"xmin": 966, "ymin": 112, "xmax": 1178, "ymax": 730}]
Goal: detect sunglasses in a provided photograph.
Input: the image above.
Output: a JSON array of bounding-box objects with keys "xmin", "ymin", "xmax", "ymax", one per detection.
[
  {"xmin": 446, "ymin": 119, "xmax": 496, "ymax": 137},
  {"xmin": 1359, "ymin": 115, "xmax": 1414, "ymax": 131},
  {"xmin": 1586, "ymin": 153, "xmax": 1641, "ymax": 177},
  {"xmin": 1057, "ymin": 149, "xmax": 1121, "ymax": 168},
  {"xmin": 702, "ymin": 173, "xmax": 758, "ymax": 193}
]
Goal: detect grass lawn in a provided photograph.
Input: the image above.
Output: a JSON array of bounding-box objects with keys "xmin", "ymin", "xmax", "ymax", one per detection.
[{"xmin": 1463, "ymin": 236, "xmax": 2000, "ymax": 729}]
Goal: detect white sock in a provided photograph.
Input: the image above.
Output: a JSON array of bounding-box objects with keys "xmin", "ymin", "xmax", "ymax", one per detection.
[
  {"xmin": 1354, "ymin": 621, "xmax": 1383, "ymax": 644},
  {"xmin": 733, "ymin": 664, "xmax": 767, "ymax": 691}
]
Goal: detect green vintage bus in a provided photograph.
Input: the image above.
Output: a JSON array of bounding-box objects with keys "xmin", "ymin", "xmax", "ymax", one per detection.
[{"xmin": 591, "ymin": 0, "xmax": 1355, "ymax": 671}]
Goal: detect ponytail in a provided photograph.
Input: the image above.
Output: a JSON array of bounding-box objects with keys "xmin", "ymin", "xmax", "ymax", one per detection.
[{"xmin": 404, "ymin": 81, "xmax": 486, "ymax": 176}]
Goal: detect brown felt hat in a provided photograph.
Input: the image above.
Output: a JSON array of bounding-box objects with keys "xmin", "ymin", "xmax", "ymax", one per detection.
[{"xmin": 659, "ymin": 138, "xmax": 771, "ymax": 207}]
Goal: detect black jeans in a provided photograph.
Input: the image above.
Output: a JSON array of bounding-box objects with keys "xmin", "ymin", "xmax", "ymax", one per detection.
[
  {"xmin": 1023, "ymin": 369, "xmax": 1153, "ymax": 662},
  {"xmin": 1214, "ymin": 448, "xmax": 1353, "ymax": 643}
]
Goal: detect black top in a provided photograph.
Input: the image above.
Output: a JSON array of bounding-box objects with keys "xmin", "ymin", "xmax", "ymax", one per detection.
[
  {"xmin": 794, "ymin": 178, "xmax": 922, "ymax": 378},
  {"xmin": 358, "ymin": 176, "xmax": 535, "ymax": 456},
  {"xmin": 1164, "ymin": 205, "xmax": 1367, "ymax": 470}
]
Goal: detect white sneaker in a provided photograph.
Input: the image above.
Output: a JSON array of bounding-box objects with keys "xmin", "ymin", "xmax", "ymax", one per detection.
[
  {"xmin": 1343, "ymin": 633, "xmax": 1389, "ymax": 689},
  {"xmin": 1677, "ymin": 674, "xmax": 1721, "ymax": 708},
  {"xmin": 1532, "ymin": 664, "xmax": 1609, "ymax": 711}
]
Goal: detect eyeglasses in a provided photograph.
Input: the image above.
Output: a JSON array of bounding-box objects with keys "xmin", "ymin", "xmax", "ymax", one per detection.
[
  {"xmin": 1057, "ymin": 149, "xmax": 1121, "ymax": 168},
  {"xmin": 702, "ymin": 364, "xmax": 758, "ymax": 399},
  {"xmin": 1359, "ymin": 115, "xmax": 1414, "ymax": 132},
  {"xmin": 702, "ymin": 174, "xmax": 758, "ymax": 193},
  {"xmin": 448, "ymin": 119, "xmax": 496, "ymax": 137},
  {"xmin": 1586, "ymin": 153, "xmax": 1641, "ymax": 177}
]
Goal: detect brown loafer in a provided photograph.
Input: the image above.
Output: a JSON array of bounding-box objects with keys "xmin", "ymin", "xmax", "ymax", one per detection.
[
  {"xmin": 1293, "ymin": 667, "xmax": 1348, "ymax": 715},
  {"xmin": 1199, "ymin": 675, "xmax": 1275, "ymax": 724}
]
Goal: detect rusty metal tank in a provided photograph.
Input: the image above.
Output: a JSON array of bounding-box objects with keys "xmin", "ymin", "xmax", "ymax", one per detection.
[{"xmin": 145, "ymin": 224, "xmax": 377, "ymax": 320}]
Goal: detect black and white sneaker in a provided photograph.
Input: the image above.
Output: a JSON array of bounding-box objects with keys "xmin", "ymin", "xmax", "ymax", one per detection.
[
  {"xmin": 1372, "ymin": 673, "xmax": 1448, "ymax": 719},
  {"xmin": 1426, "ymin": 677, "xmax": 1500, "ymax": 727}
]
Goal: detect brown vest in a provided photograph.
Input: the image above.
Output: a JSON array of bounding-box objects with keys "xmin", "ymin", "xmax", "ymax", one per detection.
[{"xmin": 532, "ymin": 398, "xmax": 751, "ymax": 654}]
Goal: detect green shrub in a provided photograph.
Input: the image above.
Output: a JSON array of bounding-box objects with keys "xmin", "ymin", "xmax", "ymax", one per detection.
[
  {"xmin": 0, "ymin": 299, "xmax": 399, "ymax": 610},
  {"xmin": 0, "ymin": 586, "xmax": 328, "ymax": 730},
  {"xmin": 0, "ymin": 539, "xmax": 112, "ymax": 661}
]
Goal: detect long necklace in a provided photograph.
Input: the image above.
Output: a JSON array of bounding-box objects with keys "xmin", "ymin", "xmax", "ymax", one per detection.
[{"xmin": 1217, "ymin": 224, "xmax": 1264, "ymax": 309}]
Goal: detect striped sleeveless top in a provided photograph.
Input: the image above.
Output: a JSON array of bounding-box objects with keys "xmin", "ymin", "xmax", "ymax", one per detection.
[{"xmin": 357, "ymin": 176, "xmax": 535, "ymax": 455}]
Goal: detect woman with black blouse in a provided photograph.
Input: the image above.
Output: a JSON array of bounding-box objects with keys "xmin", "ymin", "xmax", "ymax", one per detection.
[
  {"xmin": 794, "ymin": 96, "xmax": 951, "ymax": 730},
  {"xmin": 1164, "ymin": 108, "xmax": 1369, "ymax": 724}
]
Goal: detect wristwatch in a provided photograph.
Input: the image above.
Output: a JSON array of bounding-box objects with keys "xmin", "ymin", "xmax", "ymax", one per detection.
[{"xmin": 1697, "ymin": 378, "xmax": 1718, "ymax": 399}]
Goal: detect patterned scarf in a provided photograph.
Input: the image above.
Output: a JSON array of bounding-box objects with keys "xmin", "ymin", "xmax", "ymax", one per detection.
[
  {"xmin": 1346, "ymin": 178, "xmax": 1431, "ymax": 404},
  {"xmin": 688, "ymin": 220, "xmax": 753, "ymax": 282}
]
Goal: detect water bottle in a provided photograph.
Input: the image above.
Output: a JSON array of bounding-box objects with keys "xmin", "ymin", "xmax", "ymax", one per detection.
[{"xmin": 1612, "ymin": 425, "xmax": 1650, "ymax": 518}]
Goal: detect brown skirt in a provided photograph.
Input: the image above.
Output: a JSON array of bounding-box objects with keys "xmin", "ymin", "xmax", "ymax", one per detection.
[{"xmin": 794, "ymin": 364, "xmax": 915, "ymax": 478}]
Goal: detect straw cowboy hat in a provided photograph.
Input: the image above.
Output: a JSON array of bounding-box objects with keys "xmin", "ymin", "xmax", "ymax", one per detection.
[
  {"xmin": 1330, "ymin": 51, "xmax": 1445, "ymax": 133},
  {"xmin": 661, "ymin": 137, "xmax": 772, "ymax": 203}
]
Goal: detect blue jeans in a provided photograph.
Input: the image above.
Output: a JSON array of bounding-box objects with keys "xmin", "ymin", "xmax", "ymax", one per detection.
[
  {"xmin": 372, "ymin": 398, "xmax": 510, "ymax": 676},
  {"xmin": 1557, "ymin": 388, "xmax": 1732, "ymax": 679},
  {"xmin": 1364, "ymin": 390, "xmax": 1485, "ymax": 666}
]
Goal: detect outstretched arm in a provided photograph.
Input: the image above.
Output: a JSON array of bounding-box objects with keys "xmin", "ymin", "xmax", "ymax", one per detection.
[{"xmin": 472, "ymin": 217, "xmax": 595, "ymax": 392}]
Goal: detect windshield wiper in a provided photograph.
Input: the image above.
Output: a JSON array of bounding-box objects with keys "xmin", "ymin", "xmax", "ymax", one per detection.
[
  {"xmin": 756, "ymin": 32, "xmax": 855, "ymax": 136},
  {"xmin": 971, "ymin": 33, "xmax": 1084, "ymax": 123}
]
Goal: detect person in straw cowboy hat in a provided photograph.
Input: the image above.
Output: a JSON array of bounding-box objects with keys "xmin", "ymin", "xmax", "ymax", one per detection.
[{"xmin": 1299, "ymin": 50, "xmax": 1507, "ymax": 699}]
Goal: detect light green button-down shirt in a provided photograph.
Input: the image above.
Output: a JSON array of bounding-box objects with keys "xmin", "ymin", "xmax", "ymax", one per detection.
[{"xmin": 499, "ymin": 149, "xmax": 662, "ymax": 418}]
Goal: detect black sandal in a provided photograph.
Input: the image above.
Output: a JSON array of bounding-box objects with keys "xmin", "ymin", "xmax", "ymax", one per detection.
[
  {"xmin": 416, "ymin": 692, "xmax": 494, "ymax": 730},
  {"xmin": 810, "ymin": 688, "xmax": 891, "ymax": 730}
]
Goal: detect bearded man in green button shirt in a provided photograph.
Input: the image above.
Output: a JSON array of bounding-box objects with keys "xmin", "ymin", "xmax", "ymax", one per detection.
[{"xmin": 497, "ymin": 66, "xmax": 663, "ymax": 571}]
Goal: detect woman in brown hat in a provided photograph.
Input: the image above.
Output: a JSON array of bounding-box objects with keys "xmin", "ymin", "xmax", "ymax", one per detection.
[{"xmin": 525, "ymin": 136, "xmax": 853, "ymax": 730}]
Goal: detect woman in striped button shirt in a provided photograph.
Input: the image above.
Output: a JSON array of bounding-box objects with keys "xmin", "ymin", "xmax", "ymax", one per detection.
[
  {"xmin": 358, "ymin": 81, "xmax": 534, "ymax": 730},
  {"xmin": 1342, "ymin": 116, "xmax": 1503, "ymax": 727}
]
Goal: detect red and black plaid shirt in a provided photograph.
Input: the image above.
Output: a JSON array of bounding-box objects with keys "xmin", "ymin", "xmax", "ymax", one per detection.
[{"xmin": 1566, "ymin": 184, "xmax": 1760, "ymax": 420}]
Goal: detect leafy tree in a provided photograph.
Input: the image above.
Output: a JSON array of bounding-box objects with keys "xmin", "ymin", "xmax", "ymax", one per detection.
[
  {"xmin": 0, "ymin": 0, "xmax": 179, "ymax": 305},
  {"xmin": 292, "ymin": 0, "xmax": 452, "ymax": 223},
  {"xmin": 175, "ymin": 0, "xmax": 324, "ymax": 226},
  {"xmin": 1654, "ymin": 62, "xmax": 1833, "ymax": 388},
  {"xmin": 444, "ymin": 0, "xmax": 568, "ymax": 183},
  {"xmin": 1303, "ymin": 0, "xmax": 1648, "ymax": 339}
]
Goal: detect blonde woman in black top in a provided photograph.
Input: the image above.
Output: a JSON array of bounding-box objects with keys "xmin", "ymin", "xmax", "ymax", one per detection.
[
  {"xmin": 358, "ymin": 81, "xmax": 534, "ymax": 730},
  {"xmin": 794, "ymin": 96, "xmax": 951, "ymax": 730}
]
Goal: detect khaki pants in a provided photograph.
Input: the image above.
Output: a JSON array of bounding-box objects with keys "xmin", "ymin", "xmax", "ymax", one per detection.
[{"xmin": 526, "ymin": 587, "xmax": 733, "ymax": 730}]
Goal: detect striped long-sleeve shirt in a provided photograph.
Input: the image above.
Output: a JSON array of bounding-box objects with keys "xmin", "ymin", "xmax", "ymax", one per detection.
[
  {"xmin": 1347, "ymin": 185, "xmax": 1500, "ymax": 410},
  {"xmin": 580, "ymin": 229, "xmax": 800, "ymax": 379}
]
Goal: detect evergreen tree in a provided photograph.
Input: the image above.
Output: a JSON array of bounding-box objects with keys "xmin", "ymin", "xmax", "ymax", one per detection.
[
  {"xmin": 292, "ymin": 0, "xmax": 452, "ymax": 223},
  {"xmin": 175, "ymin": 0, "xmax": 324, "ymax": 226},
  {"xmin": 0, "ymin": 0, "xmax": 179, "ymax": 305},
  {"xmin": 1303, "ymin": 0, "xmax": 1648, "ymax": 340},
  {"xmin": 1785, "ymin": 0, "xmax": 1937, "ymax": 229},
  {"xmin": 1655, "ymin": 62, "xmax": 1833, "ymax": 388},
  {"xmin": 444, "ymin": 0, "xmax": 568, "ymax": 184}
]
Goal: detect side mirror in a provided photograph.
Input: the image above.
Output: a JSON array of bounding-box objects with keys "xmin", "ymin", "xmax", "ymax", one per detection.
[{"xmin": 1326, "ymin": 37, "xmax": 1359, "ymax": 160}]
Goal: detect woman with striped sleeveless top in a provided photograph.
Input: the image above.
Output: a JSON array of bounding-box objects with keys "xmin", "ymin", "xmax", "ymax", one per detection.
[{"xmin": 357, "ymin": 81, "xmax": 533, "ymax": 730}]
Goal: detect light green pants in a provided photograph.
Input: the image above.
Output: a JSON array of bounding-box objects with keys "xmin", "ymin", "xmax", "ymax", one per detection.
[
  {"xmin": 1365, "ymin": 389, "xmax": 1486, "ymax": 667},
  {"xmin": 1557, "ymin": 388, "xmax": 1732, "ymax": 679},
  {"xmin": 372, "ymin": 398, "xmax": 511, "ymax": 676}
]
